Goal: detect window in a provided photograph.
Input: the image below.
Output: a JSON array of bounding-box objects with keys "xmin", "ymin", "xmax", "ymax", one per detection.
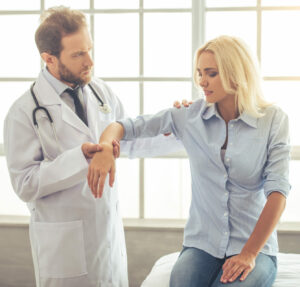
[{"xmin": 0, "ymin": 0, "xmax": 299, "ymax": 222}]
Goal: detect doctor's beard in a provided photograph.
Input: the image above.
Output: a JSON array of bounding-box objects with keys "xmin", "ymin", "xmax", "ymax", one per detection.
[{"xmin": 58, "ymin": 60, "xmax": 92, "ymax": 86}]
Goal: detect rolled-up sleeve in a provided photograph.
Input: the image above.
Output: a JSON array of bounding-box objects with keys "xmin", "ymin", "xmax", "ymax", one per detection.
[{"xmin": 263, "ymin": 108, "xmax": 291, "ymax": 198}]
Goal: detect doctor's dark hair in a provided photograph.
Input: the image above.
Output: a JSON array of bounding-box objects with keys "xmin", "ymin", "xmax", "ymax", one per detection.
[{"xmin": 35, "ymin": 6, "xmax": 88, "ymax": 57}]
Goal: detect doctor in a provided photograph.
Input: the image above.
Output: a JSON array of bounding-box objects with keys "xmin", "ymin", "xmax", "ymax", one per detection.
[{"xmin": 4, "ymin": 6, "xmax": 182, "ymax": 287}]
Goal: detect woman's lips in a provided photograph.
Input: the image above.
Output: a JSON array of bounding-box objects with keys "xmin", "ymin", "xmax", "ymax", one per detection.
[{"xmin": 204, "ymin": 90, "xmax": 213, "ymax": 96}]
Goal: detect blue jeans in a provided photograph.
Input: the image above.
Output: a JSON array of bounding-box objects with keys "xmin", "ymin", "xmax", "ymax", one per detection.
[{"xmin": 169, "ymin": 247, "xmax": 277, "ymax": 287}]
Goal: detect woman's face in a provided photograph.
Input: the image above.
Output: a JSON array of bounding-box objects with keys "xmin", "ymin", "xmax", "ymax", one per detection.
[{"xmin": 197, "ymin": 51, "xmax": 232, "ymax": 106}]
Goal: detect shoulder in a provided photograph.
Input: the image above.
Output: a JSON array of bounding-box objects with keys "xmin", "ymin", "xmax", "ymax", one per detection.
[
  {"xmin": 90, "ymin": 77, "xmax": 113, "ymax": 95},
  {"xmin": 257, "ymin": 105, "xmax": 289, "ymax": 141},
  {"xmin": 171, "ymin": 98, "xmax": 207, "ymax": 117},
  {"xmin": 90, "ymin": 77, "xmax": 119, "ymax": 103},
  {"xmin": 6, "ymin": 89, "xmax": 33, "ymax": 118},
  {"xmin": 260, "ymin": 104, "xmax": 288, "ymax": 125}
]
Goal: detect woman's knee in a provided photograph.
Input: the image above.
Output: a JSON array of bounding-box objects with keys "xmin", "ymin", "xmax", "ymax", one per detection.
[{"xmin": 169, "ymin": 247, "xmax": 223, "ymax": 287}]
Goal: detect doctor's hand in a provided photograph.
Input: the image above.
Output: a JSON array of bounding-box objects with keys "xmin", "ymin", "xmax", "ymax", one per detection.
[
  {"xmin": 164, "ymin": 99, "xmax": 194, "ymax": 136},
  {"xmin": 82, "ymin": 142, "xmax": 103, "ymax": 159},
  {"xmin": 173, "ymin": 99, "xmax": 193, "ymax": 109},
  {"xmin": 112, "ymin": 139, "xmax": 120, "ymax": 158},
  {"xmin": 87, "ymin": 143, "xmax": 116, "ymax": 198},
  {"xmin": 82, "ymin": 141, "xmax": 120, "ymax": 160},
  {"xmin": 220, "ymin": 251, "xmax": 256, "ymax": 284}
]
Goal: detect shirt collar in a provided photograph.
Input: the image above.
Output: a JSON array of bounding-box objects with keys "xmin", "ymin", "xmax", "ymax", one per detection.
[
  {"xmin": 201, "ymin": 102, "xmax": 258, "ymax": 128},
  {"xmin": 201, "ymin": 103, "xmax": 219, "ymax": 120},
  {"xmin": 238, "ymin": 113, "xmax": 258, "ymax": 128},
  {"xmin": 42, "ymin": 67, "xmax": 74, "ymax": 96}
]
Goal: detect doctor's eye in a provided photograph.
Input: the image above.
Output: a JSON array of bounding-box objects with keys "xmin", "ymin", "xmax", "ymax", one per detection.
[{"xmin": 72, "ymin": 52, "xmax": 85, "ymax": 58}]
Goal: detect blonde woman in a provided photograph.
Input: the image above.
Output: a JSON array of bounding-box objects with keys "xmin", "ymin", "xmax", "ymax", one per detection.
[{"xmin": 87, "ymin": 36, "xmax": 290, "ymax": 287}]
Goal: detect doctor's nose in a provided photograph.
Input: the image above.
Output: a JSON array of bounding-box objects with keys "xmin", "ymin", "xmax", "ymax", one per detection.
[{"xmin": 85, "ymin": 53, "xmax": 94, "ymax": 67}]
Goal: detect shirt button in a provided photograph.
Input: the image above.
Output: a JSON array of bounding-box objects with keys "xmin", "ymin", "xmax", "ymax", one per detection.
[
  {"xmin": 224, "ymin": 212, "xmax": 228, "ymax": 217},
  {"xmin": 224, "ymin": 231, "xmax": 228, "ymax": 235},
  {"xmin": 224, "ymin": 174, "xmax": 227, "ymax": 178},
  {"xmin": 226, "ymin": 158, "xmax": 230, "ymax": 162},
  {"xmin": 229, "ymin": 142, "xmax": 233, "ymax": 146},
  {"xmin": 230, "ymin": 124, "xmax": 234, "ymax": 128}
]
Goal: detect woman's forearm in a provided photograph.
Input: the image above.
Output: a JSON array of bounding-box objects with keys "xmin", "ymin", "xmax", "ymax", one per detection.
[
  {"xmin": 241, "ymin": 191, "xmax": 286, "ymax": 257},
  {"xmin": 99, "ymin": 122, "xmax": 124, "ymax": 147}
]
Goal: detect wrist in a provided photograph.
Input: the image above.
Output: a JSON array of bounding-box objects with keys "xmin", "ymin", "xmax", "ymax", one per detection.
[
  {"xmin": 99, "ymin": 141, "xmax": 113, "ymax": 152},
  {"xmin": 240, "ymin": 248, "xmax": 259, "ymax": 259}
]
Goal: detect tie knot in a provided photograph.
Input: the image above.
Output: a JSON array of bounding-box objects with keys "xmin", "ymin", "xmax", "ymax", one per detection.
[{"xmin": 65, "ymin": 87, "xmax": 80, "ymax": 98}]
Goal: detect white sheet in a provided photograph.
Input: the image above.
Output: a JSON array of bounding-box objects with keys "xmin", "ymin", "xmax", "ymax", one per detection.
[{"xmin": 141, "ymin": 252, "xmax": 300, "ymax": 287}]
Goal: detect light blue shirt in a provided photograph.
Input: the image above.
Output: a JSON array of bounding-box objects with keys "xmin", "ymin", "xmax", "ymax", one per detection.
[{"xmin": 119, "ymin": 99, "xmax": 290, "ymax": 258}]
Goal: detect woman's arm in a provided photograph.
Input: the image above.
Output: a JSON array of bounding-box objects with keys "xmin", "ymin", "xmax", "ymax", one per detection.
[
  {"xmin": 221, "ymin": 108, "xmax": 290, "ymax": 284},
  {"xmin": 87, "ymin": 122, "xmax": 124, "ymax": 198},
  {"xmin": 221, "ymin": 191, "xmax": 286, "ymax": 283},
  {"xmin": 87, "ymin": 106, "xmax": 187, "ymax": 197}
]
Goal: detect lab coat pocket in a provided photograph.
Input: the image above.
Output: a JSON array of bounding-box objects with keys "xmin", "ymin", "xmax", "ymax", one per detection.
[{"xmin": 33, "ymin": 220, "xmax": 87, "ymax": 278}]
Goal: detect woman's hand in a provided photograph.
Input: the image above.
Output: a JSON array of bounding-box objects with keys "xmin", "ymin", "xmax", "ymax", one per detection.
[
  {"xmin": 220, "ymin": 251, "xmax": 256, "ymax": 283},
  {"xmin": 87, "ymin": 143, "xmax": 116, "ymax": 198}
]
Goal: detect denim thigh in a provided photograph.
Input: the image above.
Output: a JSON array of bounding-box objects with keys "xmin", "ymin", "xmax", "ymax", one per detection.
[
  {"xmin": 211, "ymin": 253, "xmax": 277, "ymax": 287},
  {"xmin": 169, "ymin": 247, "xmax": 225, "ymax": 287}
]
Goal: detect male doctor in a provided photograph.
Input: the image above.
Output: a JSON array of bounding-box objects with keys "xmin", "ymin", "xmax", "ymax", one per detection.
[{"xmin": 4, "ymin": 6, "xmax": 182, "ymax": 287}]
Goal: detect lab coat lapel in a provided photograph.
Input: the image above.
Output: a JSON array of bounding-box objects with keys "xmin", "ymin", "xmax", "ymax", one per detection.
[
  {"xmin": 85, "ymin": 86, "xmax": 101, "ymax": 142},
  {"xmin": 61, "ymin": 104, "xmax": 91, "ymax": 137},
  {"xmin": 34, "ymin": 72, "xmax": 62, "ymax": 106},
  {"xmin": 35, "ymin": 72, "xmax": 91, "ymax": 137}
]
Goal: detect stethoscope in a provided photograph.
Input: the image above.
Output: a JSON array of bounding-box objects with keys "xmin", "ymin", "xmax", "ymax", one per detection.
[{"xmin": 30, "ymin": 82, "xmax": 112, "ymax": 160}]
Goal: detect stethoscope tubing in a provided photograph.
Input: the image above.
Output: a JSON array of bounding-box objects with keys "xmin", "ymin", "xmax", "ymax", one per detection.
[
  {"xmin": 30, "ymin": 81, "xmax": 108, "ymax": 128},
  {"xmin": 30, "ymin": 81, "xmax": 109, "ymax": 160}
]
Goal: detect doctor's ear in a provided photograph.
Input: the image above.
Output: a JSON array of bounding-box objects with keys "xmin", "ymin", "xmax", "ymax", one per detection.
[{"xmin": 41, "ymin": 52, "xmax": 58, "ymax": 67}]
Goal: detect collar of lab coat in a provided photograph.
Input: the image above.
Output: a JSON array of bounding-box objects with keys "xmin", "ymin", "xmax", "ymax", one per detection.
[{"xmin": 34, "ymin": 72, "xmax": 92, "ymax": 137}]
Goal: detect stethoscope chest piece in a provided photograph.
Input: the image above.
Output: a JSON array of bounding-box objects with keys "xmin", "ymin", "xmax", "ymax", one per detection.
[{"xmin": 99, "ymin": 103, "xmax": 112, "ymax": 114}]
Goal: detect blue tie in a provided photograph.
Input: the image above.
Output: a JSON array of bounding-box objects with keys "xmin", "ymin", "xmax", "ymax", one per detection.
[{"xmin": 65, "ymin": 88, "xmax": 88, "ymax": 126}]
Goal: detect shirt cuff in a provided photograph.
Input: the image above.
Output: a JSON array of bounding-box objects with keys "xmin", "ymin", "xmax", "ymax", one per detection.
[{"xmin": 117, "ymin": 119, "xmax": 133, "ymax": 140}]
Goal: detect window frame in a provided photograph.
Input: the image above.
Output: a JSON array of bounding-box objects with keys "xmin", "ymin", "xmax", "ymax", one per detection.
[{"xmin": 0, "ymin": 0, "xmax": 299, "ymax": 222}]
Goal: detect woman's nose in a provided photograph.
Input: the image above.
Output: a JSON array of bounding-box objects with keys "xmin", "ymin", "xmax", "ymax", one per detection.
[{"xmin": 200, "ymin": 77, "xmax": 208, "ymax": 88}]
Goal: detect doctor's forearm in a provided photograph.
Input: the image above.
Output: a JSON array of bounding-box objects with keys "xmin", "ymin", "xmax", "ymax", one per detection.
[
  {"xmin": 99, "ymin": 122, "xmax": 124, "ymax": 147},
  {"xmin": 241, "ymin": 192, "xmax": 286, "ymax": 257}
]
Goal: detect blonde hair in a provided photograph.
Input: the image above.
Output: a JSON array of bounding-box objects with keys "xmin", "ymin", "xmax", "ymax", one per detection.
[{"xmin": 193, "ymin": 35, "xmax": 271, "ymax": 118}]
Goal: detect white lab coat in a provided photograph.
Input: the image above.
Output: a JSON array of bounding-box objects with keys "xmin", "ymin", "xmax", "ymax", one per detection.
[{"xmin": 4, "ymin": 72, "xmax": 183, "ymax": 287}]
